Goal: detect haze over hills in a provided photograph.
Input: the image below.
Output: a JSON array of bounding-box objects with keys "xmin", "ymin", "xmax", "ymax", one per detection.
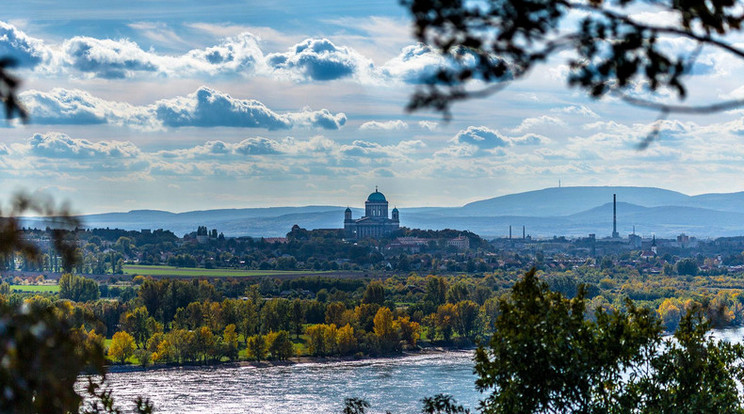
[{"xmin": 62, "ymin": 186, "xmax": 744, "ymax": 238}]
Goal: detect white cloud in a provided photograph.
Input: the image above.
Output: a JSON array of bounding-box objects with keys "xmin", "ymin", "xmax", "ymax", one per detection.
[
  {"xmin": 510, "ymin": 115, "xmax": 566, "ymax": 134},
  {"xmin": 550, "ymin": 105, "xmax": 599, "ymax": 118},
  {"xmin": 21, "ymin": 88, "xmax": 157, "ymax": 129},
  {"xmin": 27, "ymin": 132, "xmax": 140, "ymax": 159},
  {"xmin": 20, "ymin": 86, "xmax": 346, "ymax": 130},
  {"xmin": 418, "ymin": 120, "xmax": 438, "ymax": 131},
  {"xmin": 267, "ymin": 38, "xmax": 374, "ymax": 82},
  {"xmin": 0, "ymin": 21, "xmax": 54, "ymax": 68},
  {"xmin": 62, "ymin": 33, "xmax": 265, "ymax": 78},
  {"xmin": 359, "ymin": 120, "xmax": 408, "ymax": 130}
]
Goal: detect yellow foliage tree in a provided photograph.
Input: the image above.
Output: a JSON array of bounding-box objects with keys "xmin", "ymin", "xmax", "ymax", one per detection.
[
  {"xmin": 336, "ymin": 324, "xmax": 357, "ymax": 355},
  {"xmin": 396, "ymin": 316, "xmax": 421, "ymax": 347},
  {"xmin": 373, "ymin": 307, "xmax": 398, "ymax": 352},
  {"xmin": 108, "ymin": 331, "xmax": 136, "ymax": 364}
]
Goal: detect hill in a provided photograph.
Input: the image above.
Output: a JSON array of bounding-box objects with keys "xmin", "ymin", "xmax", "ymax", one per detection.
[{"xmin": 57, "ymin": 186, "xmax": 744, "ymax": 238}]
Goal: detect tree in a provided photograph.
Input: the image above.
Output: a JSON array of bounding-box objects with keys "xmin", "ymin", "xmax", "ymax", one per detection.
[
  {"xmin": 109, "ymin": 331, "xmax": 136, "ymax": 364},
  {"xmin": 223, "ymin": 324, "xmax": 239, "ymax": 361},
  {"xmin": 362, "ymin": 281, "xmax": 385, "ymax": 305},
  {"xmin": 454, "ymin": 300, "xmax": 479, "ymax": 341},
  {"xmin": 676, "ymin": 258, "xmax": 699, "ymax": 276},
  {"xmin": 638, "ymin": 305, "xmax": 744, "ymax": 413},
  {"xmin": 404, "ymin": 0, "xmax": 744, "ymax": 131},
  {"xmin": 266, "ymin": 330, "xmax": 295, "ymax": 360},
  {"xmin": 434, "ymin": 303, "xmax": 458, "ymax": 342},
  {"xmin": 421, "ymin": 394, "xmax": 470, "ymax": 414},
  {"xmin": 343, "ymin": 398, "xmax": 370, "ymax": 414},
  {"xmin": 396, "ymin": 316, "xmax": 421, "ymax": 347},
  {"xmin": 120, "ymin": 306, "xmax": 160, "ymax": 348},
  {"xmin": 59, "ymin": 273, "xmax": 100, "ymax": 302},
  {"xmin": 247, "ymin": 334, "xmax": 267, "ymax": 362},
  {"xmin": 336, "ymin": 324, "xmax": 358, "ymax": 355},
  {"xmin": 0, "ymin": 59, "xmax": 153, "ymax": 414},
  {"xmin": 474, "ymin": 268, "xmax": 661, "ymax": 413},
  {"xmin": 373, "ymin": 307, "xmax": 398, "ymax": 352}
]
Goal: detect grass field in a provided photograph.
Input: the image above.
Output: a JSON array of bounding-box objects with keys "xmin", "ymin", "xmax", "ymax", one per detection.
[
  {"xmin": 123, "ymin": 265, "xmax": 329, "ymax": 278},
  {"xmin": 10, "ymin": 284, "xmax": 59, "ymax": 293}
]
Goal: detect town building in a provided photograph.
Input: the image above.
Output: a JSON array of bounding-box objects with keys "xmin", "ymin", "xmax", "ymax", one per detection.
[{"xmin": 344, "ymin": 188, "xmax": 399, "ymax": 239}]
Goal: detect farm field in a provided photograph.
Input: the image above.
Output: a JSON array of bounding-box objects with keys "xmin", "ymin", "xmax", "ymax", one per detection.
[
  {"xmin": 123, "ymin": 265, "xmax": 334, "ymax": 278},
  {"xmin": 10, "ymin": 284, "xmax": 60, "ymax": 293}
]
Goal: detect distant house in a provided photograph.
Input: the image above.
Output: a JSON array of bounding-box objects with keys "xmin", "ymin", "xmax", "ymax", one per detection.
[
  {"xmin": 387, "ymin": 237, "xmax": 429, "ymax": 253},
  {"xmin": 447, "ymin": 236, "xmax": 470, "ymax": 250}
]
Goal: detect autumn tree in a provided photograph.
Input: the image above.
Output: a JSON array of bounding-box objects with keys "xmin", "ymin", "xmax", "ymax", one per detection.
[
  {"xmin": 109, "ymin": 331, "xmax": 136, "ymax": 364},
  {"xmin": 266, "ymin": 330, "xmax": 295, "ymax": 360},
  {"xmin": 434, "ymin": 303, "xmax": 458, "ymax": 342},
  {"xmin": 373, "ymin": 307, "xmax": 399, "ymax": 352},
  {"xmin": 223, "ymin": 324, "xmax": 239, "ymax": 361},
  {"xmin": 396, "ymin": 316, "xmax": 421, "ymax": 348},
  {"xmin": 247, "ymin": 334, "xmax": 267, "ymax": 362},
  {"xmin": 337, "ymin": 324, "xmax": 358, "ymax": 355}
]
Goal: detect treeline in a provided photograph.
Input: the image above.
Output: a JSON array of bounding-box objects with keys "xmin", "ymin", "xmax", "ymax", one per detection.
[
  {"xmin": 10, "ymin": 225, "xmax": 497, "ymax": 275},
  {"xmin": 10, "ymin": 262, "xmax": 744, "ymax": 366}
]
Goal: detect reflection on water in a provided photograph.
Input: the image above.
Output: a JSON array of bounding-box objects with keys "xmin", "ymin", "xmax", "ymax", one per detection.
[{"xmin": 99, "ymin": 351, "xmax": 479, "ymax": 414}]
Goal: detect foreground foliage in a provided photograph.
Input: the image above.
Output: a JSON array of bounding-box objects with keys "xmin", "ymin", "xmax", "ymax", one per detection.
[
  {"xmin": 347, "ymin": 268, "xmax": 744, "ymax": 413},
  {"xmin": 475, "ymin": 268, "xmax": 744, "ymax": 413},
  {"xmin": 0, "ymin": 298, "xmax": 153, "ymax": 413}
]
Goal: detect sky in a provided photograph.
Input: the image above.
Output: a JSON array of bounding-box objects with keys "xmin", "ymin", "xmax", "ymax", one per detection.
[{"xmin": 2, "ymin": 1, "xmax": 744, "ymax": 214}]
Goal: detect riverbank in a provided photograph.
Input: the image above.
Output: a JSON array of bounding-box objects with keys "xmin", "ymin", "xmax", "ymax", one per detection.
[{"xmin": 104, "ymin": 345, "xmax": 474, "ymax": 374}]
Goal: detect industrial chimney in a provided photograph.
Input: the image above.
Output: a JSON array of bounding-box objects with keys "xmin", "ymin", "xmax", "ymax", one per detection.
[{"xmin": 612, "ymin": 194, "xmax": 619, "ymax": 238}]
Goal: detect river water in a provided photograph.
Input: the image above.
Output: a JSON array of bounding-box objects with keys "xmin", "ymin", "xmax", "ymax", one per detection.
[
  {"xmin": 99, "ymin": 327, "xmax": 744, "ymax": 414},
  {"xmin": 101, "ymin": 351, "xmax": 480, "ymax": 414}
]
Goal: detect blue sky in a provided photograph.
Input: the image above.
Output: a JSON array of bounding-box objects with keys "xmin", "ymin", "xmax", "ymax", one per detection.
[{"xmin": 2, "ymin": 1, "xmax": 744, "ymax": 213}]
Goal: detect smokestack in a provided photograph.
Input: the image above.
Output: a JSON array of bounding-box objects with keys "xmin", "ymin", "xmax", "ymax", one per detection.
[
  {"xmin": 612, "ymin": 194, "xmax": 619, "ymax": 238},
  {"xmin": 523, "ymin": 225, "xmax": 526, "ymax": 239},
  {"xmin": 509, "ymin": 225, "xmax": 512, "ymax": 239}
]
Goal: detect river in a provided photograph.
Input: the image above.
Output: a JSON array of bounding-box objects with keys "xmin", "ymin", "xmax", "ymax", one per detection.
[
  {"xmin": 98, "ymin": 327, "xmax": 744, "ymax": 413},
  {"xmin": 100, "ymin": 351, "xmax": 480, "ymax": 414}
]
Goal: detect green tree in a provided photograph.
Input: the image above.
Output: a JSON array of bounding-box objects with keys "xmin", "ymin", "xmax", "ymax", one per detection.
[
  {"xmin": 362, "ymin": 281, "xmax": 385, "ymax": 305},
  {"xmin": 425, "ymin": 276, "xmax": 448, "ymax": 306},
  {"xmin": 290, "ymin": 298, "xmax": 306, "ymax": 338},
  {"xmin": 474, "ymin": 268, "xmax": 661, "ymax": 413},
  {"xmin": 59, "ymin": 273, "xmax": 100, "ymax": 302},
  {"xmin": 454, "ymin": 300, "xmax": 479, "ymax": 341},
  {"xmin": 675, "ymin": 258, "xmax": 699, "ymax": 276},
  {"xmin": 266, "ymin": 330, "xmax": 294, "ymax": 360},
  {"xmin": 247, "ymin": 334, "xmax": 267, "ymax": 362},
  {"xmin": 434, "ymin": 303, "xmax": 458, "ymax": 342},
  {"xmin": 223, "ymin": 324, "xmax": 239, "ymax": 361},
  {"xmin": 638, "ymin": 306, "xmax": 744, "ymax": 413}
]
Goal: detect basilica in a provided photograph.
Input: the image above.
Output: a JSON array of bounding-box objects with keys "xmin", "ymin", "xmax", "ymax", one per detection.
[{"xmin": 344, "ymin": 188, "xmax": 399, "ymax": 239}]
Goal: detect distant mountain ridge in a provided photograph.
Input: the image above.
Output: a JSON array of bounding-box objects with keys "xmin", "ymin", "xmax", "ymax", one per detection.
[{"xmin": 67, "ymin": 186, "xmax": 744, "ymax": 238}]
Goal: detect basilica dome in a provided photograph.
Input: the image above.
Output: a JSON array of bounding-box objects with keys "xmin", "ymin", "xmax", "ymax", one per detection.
[{"xmin": 367, "ymin": 191, "xmax": 386, "ymax": 202}]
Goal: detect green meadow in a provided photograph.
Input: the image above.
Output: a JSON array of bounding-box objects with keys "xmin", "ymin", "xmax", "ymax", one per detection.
[{"xmin": 10, "ymin": 285, "xmax": 60, "ymax": 293}]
